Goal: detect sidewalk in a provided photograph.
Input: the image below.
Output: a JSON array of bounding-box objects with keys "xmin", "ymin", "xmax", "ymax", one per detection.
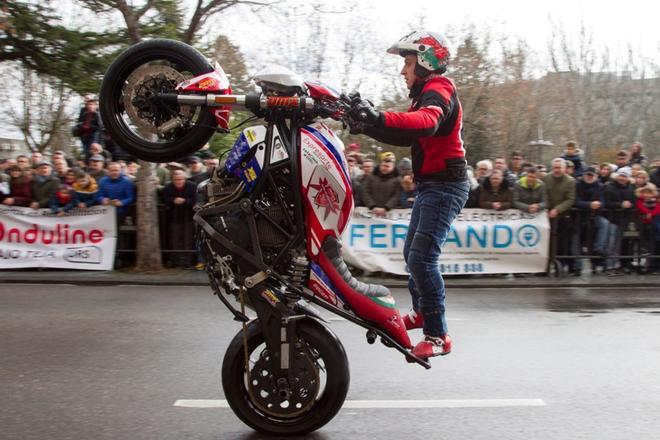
[{"xmin": 1, "ymin": 268, "xmax": 658, "ymax": 288}]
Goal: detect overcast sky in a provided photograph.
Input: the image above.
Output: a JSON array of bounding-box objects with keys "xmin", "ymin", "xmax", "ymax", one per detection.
[{"xmin": 3, "ymin": 0, "xmax": 659, "ymax": 141}]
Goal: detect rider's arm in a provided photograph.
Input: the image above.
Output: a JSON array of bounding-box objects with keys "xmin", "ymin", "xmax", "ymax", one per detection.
[{"xmin": 363, "ymin": 89, "xmax": 452, "ymax": 146}]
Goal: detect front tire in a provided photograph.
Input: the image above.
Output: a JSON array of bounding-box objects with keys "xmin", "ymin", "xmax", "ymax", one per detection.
[
  {"xmin": 222, "ymin": 319, "xmax": 350, "ymax": 435},
  {"xmin": 99, "ymin": 39, "xmax": 217, "ymax": 162}
]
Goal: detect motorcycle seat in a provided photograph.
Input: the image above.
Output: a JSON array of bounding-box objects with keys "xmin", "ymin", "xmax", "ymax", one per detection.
[{"xmin": 321, "ymin": 236, "xmax": 390, "ymax": 298}]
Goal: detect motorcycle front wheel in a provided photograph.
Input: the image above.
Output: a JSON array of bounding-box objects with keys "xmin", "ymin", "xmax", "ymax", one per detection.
[
  {"xmin": 99, "ymin": 39, "xmax": 217, "ymax": 162},
  {"xmin": 222, "ymin": 319, "xmax": 350, "ymax": 435}
]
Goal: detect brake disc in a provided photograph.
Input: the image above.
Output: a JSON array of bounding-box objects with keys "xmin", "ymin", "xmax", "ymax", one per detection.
[
  {"xmin": 121, "ymin": 64, "xmax": 193, "ymax": 137},
  {"xmin": 248, "ymin": 344, "xmax": 320, "ymax": 418}
]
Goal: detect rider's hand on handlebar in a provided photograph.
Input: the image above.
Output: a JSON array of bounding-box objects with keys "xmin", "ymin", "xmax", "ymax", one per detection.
[{"xmin": 348, "ymin": 99, "xmax": 381, "ymax": 126}]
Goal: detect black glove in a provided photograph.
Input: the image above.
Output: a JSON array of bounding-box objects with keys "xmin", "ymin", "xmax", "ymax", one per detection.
[{"xmin": 348, "ymin": 99, "xmax": 381, "ymax": 126}]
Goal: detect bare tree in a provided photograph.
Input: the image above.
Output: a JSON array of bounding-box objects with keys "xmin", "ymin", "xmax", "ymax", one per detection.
[{"xmin": 0, "ymin": 65, "xmax": 73, "ymax": 153}]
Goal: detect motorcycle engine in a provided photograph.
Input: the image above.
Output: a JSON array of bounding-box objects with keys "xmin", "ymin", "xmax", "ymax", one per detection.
[{"xmin": 197, "ymin": 164, "xmax": 305, "ymax": 291}]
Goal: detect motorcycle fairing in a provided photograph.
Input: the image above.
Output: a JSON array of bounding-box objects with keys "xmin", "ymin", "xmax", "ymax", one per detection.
[
  {"xmin": 304, "ymin": 80, "xmax": 341, "ymax": 101},
  {"xmin": 225, "ymin": 125, "xmax": 288, "ymax": 191},
  {"xmin": 317, "ymin": 237, "xmax": 412, "ymax": 348},
  {"xmin": 300, "ymin": 122, "xmax": 353, "ymax": 257},
  {"xmin": 308, "ymin": 261, "xmax": 348, "ymax": 310},
  {"xmin": 176, "ymin": 65, "xmax": 232, "ymax": 129}
]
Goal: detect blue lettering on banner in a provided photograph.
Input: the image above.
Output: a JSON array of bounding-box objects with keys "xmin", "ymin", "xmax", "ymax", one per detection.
[
  {"xmin": 445, "ymin": 227, "xmax": 461, "ymax": 247},
  {"xmin": 492, "ymin": 225, "xmax": 512, "ymax": 248},
  {"xmin": 350, "ymin": 224, "xmax": 366, "ymax": 247},
  {"xmin": 370, "ymin": 224, "xmax": 387, "ymax": 248},
  {"xmin": 349, "ymin": 221, "xmax": 537, "ymax": 250},
  {"xmin": 392, "ymin": 224, "xmax": 408, "ymax": 247},
  {"xmin": 466, "ymin": 225, "xmax": 487, "ymax": 248}
]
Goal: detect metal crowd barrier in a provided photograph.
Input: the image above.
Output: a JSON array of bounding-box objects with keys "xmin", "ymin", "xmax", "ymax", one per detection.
[{"xmin": 114, "ymin": 204, "xmax": 658, "ymax": 274}]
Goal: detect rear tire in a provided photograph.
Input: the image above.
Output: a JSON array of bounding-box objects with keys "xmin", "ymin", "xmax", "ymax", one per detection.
[
  {"xmin": 222, "ymin": 319, "xmax": 350, "ymax": 435},
  {"xmin": 99, "ymin": 39, "xmax": 217, "ymax": 162}
]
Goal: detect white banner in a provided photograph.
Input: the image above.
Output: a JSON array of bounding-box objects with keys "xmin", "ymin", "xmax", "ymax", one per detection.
[
  {"xmin": 342, "ymin": 208, "xmax": 550, "ymax": 275},
  {"xmin": 0, "ymin": 205, "xmax": 117, "ymax": 270}
]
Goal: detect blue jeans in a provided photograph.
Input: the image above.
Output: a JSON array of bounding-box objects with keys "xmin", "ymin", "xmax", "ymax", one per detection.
[
  {"xmin": 403, "ymin": 180, "xmax": 469, "ymax": 337},
  {"xmin": 592, "ymin": 215, "xmax": 610, "ymax": 254}
]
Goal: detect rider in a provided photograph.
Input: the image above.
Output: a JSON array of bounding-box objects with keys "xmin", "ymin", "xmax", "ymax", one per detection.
[{"xmin": 346, "ymin": 30, "xmax": 469, "ymax": 359}]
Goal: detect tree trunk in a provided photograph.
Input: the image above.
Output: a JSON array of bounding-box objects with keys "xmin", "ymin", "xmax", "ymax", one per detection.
[{"xmin": 134, "ymin": 160, "xmax": 162, "ymax": 271}]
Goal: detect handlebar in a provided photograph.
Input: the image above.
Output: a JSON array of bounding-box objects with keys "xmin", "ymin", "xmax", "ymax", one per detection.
[{"xmin": 157, "ymin": 91, "xmax": 353, "ymax": 122}]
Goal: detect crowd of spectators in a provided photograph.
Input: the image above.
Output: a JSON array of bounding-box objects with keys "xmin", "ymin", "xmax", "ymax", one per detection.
[
  {"xmin": 1, "ymin": 95, "xmax": 658, "ymax": 275},
  {"xmin": 346, "ymin": 141, "xmax": 660, "ymax": 275},
  {"xmin": 0, "ymin": 95, "xmax": 223, "ymax": 269}
]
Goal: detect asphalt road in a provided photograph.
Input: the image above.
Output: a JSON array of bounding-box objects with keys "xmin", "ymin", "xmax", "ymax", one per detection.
[{"xmin": 1, "ymin": 283, "xmax": 660, "ymax": 440}]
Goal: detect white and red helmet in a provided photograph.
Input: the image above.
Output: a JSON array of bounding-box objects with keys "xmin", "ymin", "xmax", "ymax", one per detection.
[{"xmin": 387, "ymin": 30, "xmax": 452, "ymax": 75}]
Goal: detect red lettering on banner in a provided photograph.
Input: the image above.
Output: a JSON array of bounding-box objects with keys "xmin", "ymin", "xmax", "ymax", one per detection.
[
  {"xmin": 0, "ymin": 221, "xmax": 105, "ymax": 245},
  {"xmin": 89, "ymin": 230, "xmax": 103, "ymax": 244}
]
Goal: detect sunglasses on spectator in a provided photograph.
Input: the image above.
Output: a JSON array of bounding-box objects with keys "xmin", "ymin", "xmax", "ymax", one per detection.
[{"xmin": 382, "ymin": 159, "xmax": 394, "ymax": 163}]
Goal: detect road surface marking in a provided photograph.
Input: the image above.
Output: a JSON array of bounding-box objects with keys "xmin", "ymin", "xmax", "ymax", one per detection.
[{"xmin": 174, "ymin": 399, "xmax": 545, "ymax": 409}]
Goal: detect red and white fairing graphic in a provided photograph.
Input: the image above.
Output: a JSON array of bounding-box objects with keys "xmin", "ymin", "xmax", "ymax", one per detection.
[
  {"xmin": 299, "ymin": 122, "xmax": 353, "ymax": 257},
  {"xmin": 299, "ymin": 122, "xmax": 412, "ymax": 349},
  {"xmin": 176, "ymin": 63, "xmax": 232, "ymax": 130}
]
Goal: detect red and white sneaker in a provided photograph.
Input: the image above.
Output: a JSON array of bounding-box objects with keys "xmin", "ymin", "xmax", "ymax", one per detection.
[
  {"xmin": 411, "ymin": 334, "xmax": 452, "ymax": 359},
  {"xmin": 402, "ymin": 310, "xmax": 424, "ymax": 330}
]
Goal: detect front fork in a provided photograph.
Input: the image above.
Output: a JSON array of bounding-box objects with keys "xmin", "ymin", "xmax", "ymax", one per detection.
[{"xmin": 243, "ymin": 283, "xmax": 311, "ymax": 398}]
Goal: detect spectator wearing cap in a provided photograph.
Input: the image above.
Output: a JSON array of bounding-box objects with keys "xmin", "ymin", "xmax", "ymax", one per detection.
[
  {"xmin": 604, "ymin": 167, "xmax": 636, "ymax": 274},
  {"xmin": 187, "ymin": 156, "xmax": 210, "ymax": 186},
  {"xmin": 87, "ymin": 154, "xmax": 107, "ymax": 182},
  {"xmin": 30, "ymin": 161, "xmax": 60, "ymax": 209},
  {"xmin": 74, "ymin": 95, "xmax": 103, "ymax": 155},
  {"xmin": 162, "ymin": 170, "xmax": 197, "ymax": 267},
  {"xmin": 628, "ymin": 142, "xmax": 648, "ymax": 167},
  {"xmin": 576, "ymin": 166, "xmax": 610, "ymax": 272},
  {"xmin": 543, "ymin": 158, "xmax": 580, "ymax": 275},
  {"xmin": 397, "ymin": 157, "xmax": 417, "ymax": 208},
  {"xmin": 361, "ymin": 153, "xmax": 400, "ymax": 217},
  {"xmin": 560, "ymin": 141, "xmax": 586, "ymax": 177},
  {"xmin": 478, "ymin": 169, "xmax": 512, "ymax": 211},
  {"xmin": 85, "ymin": 142, "xmax": 112, "ymax": 164},
  {"xmin": 49, "ymin": 184, "xmax": 78, "ymax": 216},
  {"xmin": 513, "ymin": 166, "xmax": 546, "ymax": 214},
  {"xmin": 2, "ymin": 165, "xmax": 33, "ymax": 207}
]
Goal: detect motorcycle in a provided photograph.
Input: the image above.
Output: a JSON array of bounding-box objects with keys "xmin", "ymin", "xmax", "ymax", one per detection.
[{"xmin": 100, "ymin": 39, "xmax": 431, "ymax": 435}]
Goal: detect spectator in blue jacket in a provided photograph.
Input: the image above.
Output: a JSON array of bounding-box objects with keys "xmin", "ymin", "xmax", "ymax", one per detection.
[
  {"xmin": 97, "ymin": 162, "xmax": 135, "ymax": 216},
  {"xmin": 575, "ymin": 167, "xmax": 610, "ymax": 272},
  {"xmin": 561, "ymin": 141, "xmax": 586, "ymax": 177}
]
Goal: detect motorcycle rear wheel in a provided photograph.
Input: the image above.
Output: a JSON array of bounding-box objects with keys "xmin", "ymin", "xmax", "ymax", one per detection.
[
  {"xmin": 99, "ymin": 39, "xmax": 217, "ymax": 162},
  {"xmin": 222, "ymin": 319, "xmax": 350, "ymax": 435}
]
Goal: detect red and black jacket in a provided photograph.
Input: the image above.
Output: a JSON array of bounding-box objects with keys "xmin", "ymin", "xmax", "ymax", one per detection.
[{"xmin": 364, "ymin": 76, "xmax": 466, "ymax": 182}]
